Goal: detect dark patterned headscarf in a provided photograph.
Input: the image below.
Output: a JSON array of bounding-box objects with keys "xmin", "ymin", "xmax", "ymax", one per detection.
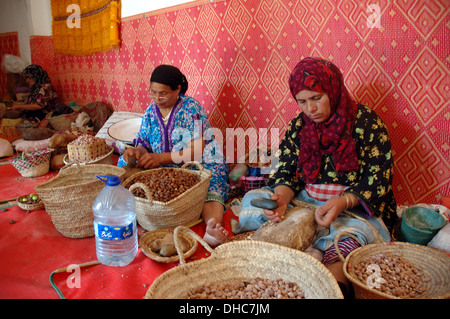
[
  {"xmin": 150, "ymin": 64, "xmax": 188, "ymax": 95},
  {"xmin": 22, "ymin": 64, "xmax": 52, "ymax": 103},
  {"xmin": 289, "ymin": 57, "xmax": 359, "ymax": 183}
]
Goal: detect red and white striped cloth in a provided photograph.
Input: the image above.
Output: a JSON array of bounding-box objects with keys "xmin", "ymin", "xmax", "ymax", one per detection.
[{"xmin": 305, "ymin": 183, "xmax": 348, "ymax": 202}]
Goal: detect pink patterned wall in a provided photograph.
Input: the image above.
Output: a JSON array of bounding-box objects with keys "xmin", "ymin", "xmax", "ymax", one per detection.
[{"xmin": 28, "ymin": 0, "xmax": 450, "ymax": 206}]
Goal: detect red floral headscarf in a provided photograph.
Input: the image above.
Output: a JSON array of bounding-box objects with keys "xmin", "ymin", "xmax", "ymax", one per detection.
[{"xmin": 289, "ymin": 57, "xmax": 359, "ymax": 183}]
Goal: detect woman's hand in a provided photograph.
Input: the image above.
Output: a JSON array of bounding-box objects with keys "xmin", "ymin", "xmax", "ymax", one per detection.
[
  {"xmin": 264, "ymin": 185, "xmax": 294, "ymax": 223},
  {"xmin": 264, "ymin": 194, "xmax": 288, "ymax": 223},
  {"xmin": 123, "ymin": 147, "xmax": 141, "ymax": 165},
  {"xmin": 314, "ymin": 196, "xmax": 348, "ymax": 228},
  {"xmin": 123, "ymin": 146, "xmax": 164, "ymax": 169},
  {"xmin": 135, "ymin": 152, "xmax": 164, "ymax": 169}
]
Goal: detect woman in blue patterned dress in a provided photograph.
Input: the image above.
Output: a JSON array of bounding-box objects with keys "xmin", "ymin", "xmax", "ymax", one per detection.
[{"xmin": 119, "ymin": 65, "xmax": 229, "ymax": 246}]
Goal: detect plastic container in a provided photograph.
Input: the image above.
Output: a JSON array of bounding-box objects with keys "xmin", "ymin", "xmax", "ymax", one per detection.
[
  {"xmin": 93, "ymin": 175, "xmax": 138, "ymax": 266},
  {"xmin": 399, "ymin": 206, "xmax": 446, "ymax": 245}
]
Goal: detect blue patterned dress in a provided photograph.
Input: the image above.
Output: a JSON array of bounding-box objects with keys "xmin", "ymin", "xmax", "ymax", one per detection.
[{"xmin": 118, "ymin": 95, "xmax": 229, "ymax": 205}]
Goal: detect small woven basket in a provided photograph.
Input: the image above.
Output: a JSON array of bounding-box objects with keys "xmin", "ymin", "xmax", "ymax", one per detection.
[
  {"xmin": 62, "ymin": 146, "xmax": 113, "ymax": 166},
  {"xmin": 67, "ymin": 135, "xmax": 110, "ymax": 163},
  {"xmin": 9, "ymin": 147, "xmax": 51, "ymax": 178},
  {"xmin": 145, "ymin": 226, "xmax": 344, "ymax": 299},
  {"xmin": 16, "ymin": 117, "xmax": 40, "ymax": 136},
  {"xmin": 242, "ymin": 175, "xmax": 267, "ymax": 192},
  {"xmin": 46, "ymin": 108, "xmax": 80, "ymax": 130},
  {"xmin": 17, "ymin": 195, "xmax": 45, "ymax": 212},
  {"xmin": 343, "ymin": 241, "xmax": 450, "ymax": 299},
  {"xmin": 139, "ymin": 227, "xmax": 198, "ymax": 264},
  {"xmin": 122, "ymin": 162, "xmax": 211, "ymax": 231},
  {"xmin": 35, "ymin": 164, "xmax": 126, "ymax": 238}
]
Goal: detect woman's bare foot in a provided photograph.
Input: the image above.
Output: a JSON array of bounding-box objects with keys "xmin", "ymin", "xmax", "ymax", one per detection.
[{"xmin": 203, "ymin": 218, "xmax": 228, "ymax": 247}]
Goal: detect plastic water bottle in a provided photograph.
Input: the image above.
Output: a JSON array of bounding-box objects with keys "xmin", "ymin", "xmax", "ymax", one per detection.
[{"xmin": 92, "ymin": 175, "xmax": 138, "ymax": 267}]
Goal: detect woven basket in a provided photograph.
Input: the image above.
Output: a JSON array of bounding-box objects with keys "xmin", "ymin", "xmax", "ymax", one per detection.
[
  {"xmin": 122, "ymin": 162, "xmax": 211, "ymax": 231},
  {"xmin": 0, "ymin": 117, "xmax": 21, "ymax": 137},
  {"xmin": 62, "ymin": 146, "xmax": 113, "ymax": 166},
  {"xmin": 9, "ymin": 147, "xmax": 51, "ymax": 177},
  {"xmin": 139, "ymin": 227, "xmax": 198, "ymax": 263},
  {"xmin": 67, "ymin": 136, "xmax": 109, "ymax": 163},
  {"xmin": 35, "ymin": 164, "xmax": 126, "ymax": 238},
  {"xmin": 145, "ymin": 226, "xmax": 344, "ymax": 299},
  {"xmin": 46, "ymin": 108, "xmax": 80, "ymax": 131},
  {"xmin": 16, "ymin": 117, "xmax": 40, "ymax": 136},
  {"xmin": 242, "ymin": 175, "xmax": 267, "ymax": 192},
  {"xmin": 17, "ymin": 195, "xmax": 45, "ymax": 212},
  {"xmin": 342, "ymin": 241, "xmax": 450, "ymax": 299}
]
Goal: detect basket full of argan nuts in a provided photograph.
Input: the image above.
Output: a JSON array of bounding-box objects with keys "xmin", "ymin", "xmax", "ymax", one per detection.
[
  {"xmin": 122, "ymin": 161, "xmax": 211, "ymax": 231},
  {"xmin": 343, "ymin": 241, "xmax": 450, "ymax": 299}
]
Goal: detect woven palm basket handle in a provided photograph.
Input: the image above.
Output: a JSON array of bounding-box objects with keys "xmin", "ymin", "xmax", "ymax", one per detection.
[
  {"xmin": 129, "ymin": 182, "xmax": 155, "ymax": 204},
  {"xmin": 59, "ymin": 161, "xmax": 86, "ymax": 172},
  {"xmin": 334, "ymin": 231, "xmax": 364, "ymax": 262},
  {"xmin": 22, "ymin": 146, "xmax": 39, "ymax": 160},
  {"xmin": 334, "ymin": 209, "xmax": 388, "ymax": 263},
  {"xmin": 173, "ymin": 226, "xmax": 215, "ymax": 266}
]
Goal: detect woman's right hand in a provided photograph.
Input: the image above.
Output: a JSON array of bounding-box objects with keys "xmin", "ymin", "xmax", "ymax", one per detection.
[
  {"xmin": 264, "ymin": 193, "xmax": 290, "ymax": 223},
  {"xmin": 123, "ymin": 147, "xmax": 143, "ymax": 166}
]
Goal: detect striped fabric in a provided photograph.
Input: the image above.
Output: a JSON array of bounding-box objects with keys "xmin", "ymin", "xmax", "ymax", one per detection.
[
  {"xmin": 321, "ymin": 237, "xmax": 361, "ymax": 267},
  {"xmin": 305, "ymin": 183, "xmax": 348, "ymax": 202}
]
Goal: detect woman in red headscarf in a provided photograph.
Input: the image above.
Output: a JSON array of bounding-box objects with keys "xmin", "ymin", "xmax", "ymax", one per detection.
[{"xmin": 262, "ymin": 57, "xmax": 398, "ymax": 297}]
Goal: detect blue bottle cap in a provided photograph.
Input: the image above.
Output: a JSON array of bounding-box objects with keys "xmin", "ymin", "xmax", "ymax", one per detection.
[{"xmin": 96, "ymin": 175, "xmax": 121, "ymax": 186}]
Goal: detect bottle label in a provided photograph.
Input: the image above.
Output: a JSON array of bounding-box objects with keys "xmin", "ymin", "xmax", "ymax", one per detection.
[{"xmin": 94, "ymin": 221, "xmax": 134, "ymax": 241}]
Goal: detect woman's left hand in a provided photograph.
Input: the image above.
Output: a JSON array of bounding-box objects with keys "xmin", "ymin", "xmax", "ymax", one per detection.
[
  {"xmin": 136, "ymin": 152, "xmax": 163, "ymax": 169},
  {"xmin": 314, "ymin": 196, "xmax": 347, "ymax": 228}
]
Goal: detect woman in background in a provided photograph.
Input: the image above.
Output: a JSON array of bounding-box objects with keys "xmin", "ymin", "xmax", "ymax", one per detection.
[
  {"xmin": 119, "ymin": 64, "xmax": 230, "ymax": 247},
  {"xmin": 11, "ymin": 64, "xmax": 60, "ymax": 121}
]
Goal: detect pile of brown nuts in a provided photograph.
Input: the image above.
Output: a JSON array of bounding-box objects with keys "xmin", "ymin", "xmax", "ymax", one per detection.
[
  {"xmin": 69, "ymin": 134, "xmax": 102, "ymax": 145},
  {"xmin": 352, "ymin": 253, "xmax": 430, "ymax": 298},
  {"xmin": 127, "ymin": 168, "xmax": 200, "ymax": 202},
  {"xmin": 187, "ymin": 277, "xmax": 305, "ymax": 299}
]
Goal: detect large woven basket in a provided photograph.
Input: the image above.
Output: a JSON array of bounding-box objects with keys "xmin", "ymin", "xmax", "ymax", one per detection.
[
  {"xmin": 145, "ymin": 226, "xmax": 344, "ymax": 299},
  {"xmin": 343, "ymin": 241, "xmax": 450, "ymax": 299},
  {"xmin": 122, "ymin": 162, "xmax": 211, "ymax": 231},
  {"xmin": 35, "ymin": 164, "xmax": 126, "ymax": 238},
  {"xmin": 9, "ymin": 147, "xmax": 52, "ymax": 177}
]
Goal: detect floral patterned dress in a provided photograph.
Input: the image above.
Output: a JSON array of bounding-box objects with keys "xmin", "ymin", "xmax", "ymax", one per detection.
[
  {"xmin": 267, "ymin": 104, "xmax": 398, "ymax": 232},
  {"xmin": 118, "ymin": 95, "xmax": 229, "ymax": 205}
]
